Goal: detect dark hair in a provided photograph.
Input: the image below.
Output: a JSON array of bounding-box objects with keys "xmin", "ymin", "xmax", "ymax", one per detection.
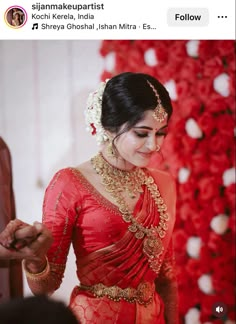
[
  {"xmin": 0, "ymin": 295, "xmax": 79, "ymax": 324},
  {"xmin": 101, "ymin": 72, "xmax": 172, "ymax": 135}
]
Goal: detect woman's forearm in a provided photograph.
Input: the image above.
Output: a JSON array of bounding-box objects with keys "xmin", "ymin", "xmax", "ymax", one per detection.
[{"xmin": 23, "ymin": 258, "xmax": 65, "ymax": 295}]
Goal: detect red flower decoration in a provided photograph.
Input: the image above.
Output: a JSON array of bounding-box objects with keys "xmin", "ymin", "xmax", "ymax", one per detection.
[
  {"xmin": 90, "ymin": 123, "xmax": 96, "ymax": 135},
  {"xmin": 100, "ymin": 40, "xmax": 235, "ymax": 323}
]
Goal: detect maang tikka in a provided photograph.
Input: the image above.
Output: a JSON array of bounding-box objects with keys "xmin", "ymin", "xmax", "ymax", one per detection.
[{"xmin": 147, "ymin": 80, "xmax": 168, "ymax": 123}]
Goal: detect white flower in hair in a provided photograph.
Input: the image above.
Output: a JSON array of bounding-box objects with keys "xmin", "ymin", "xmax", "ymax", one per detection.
[{"xmin": 85, "ymin": 80, "xmax": 110, "ymax": 145}]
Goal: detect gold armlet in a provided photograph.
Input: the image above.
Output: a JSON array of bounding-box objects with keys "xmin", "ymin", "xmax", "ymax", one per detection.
[{"xmin": 22, "ymin": 257, "xmax": 50, "ymax": 281}]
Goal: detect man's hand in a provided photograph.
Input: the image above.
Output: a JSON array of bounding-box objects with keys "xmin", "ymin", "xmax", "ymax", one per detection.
[{"xmin": 0, "ymin": 220, "xmax": 53, "ymax": 262}]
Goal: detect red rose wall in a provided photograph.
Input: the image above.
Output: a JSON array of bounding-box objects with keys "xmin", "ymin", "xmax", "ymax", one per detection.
[{"xmin": 99, "ymin": 40, "xmax": 235, "ymax": 324}]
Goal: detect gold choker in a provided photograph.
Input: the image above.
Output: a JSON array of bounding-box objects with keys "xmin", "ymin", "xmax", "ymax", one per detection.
[{"xmin": 91, "ymin": 153, "xmax": 145, "ymax": 199}]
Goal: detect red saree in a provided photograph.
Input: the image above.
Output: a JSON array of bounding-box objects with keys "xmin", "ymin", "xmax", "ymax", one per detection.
[{"xmin": 41, "ymin": 166, "xmax": 177, "ymax": 323}]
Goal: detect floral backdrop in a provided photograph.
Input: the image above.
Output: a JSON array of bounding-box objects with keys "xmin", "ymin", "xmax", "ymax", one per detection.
[{"xmin": 99, "ymin": 40, "xmax": 235, "ymax": 324}]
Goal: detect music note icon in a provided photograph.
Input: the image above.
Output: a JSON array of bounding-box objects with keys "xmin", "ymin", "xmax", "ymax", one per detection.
[{"xmin": 32, "ymin": 23, "xmax": 38, "ymax": 30}]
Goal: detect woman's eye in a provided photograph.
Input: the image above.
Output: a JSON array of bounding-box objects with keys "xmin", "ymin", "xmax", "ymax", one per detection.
[
  {"xmin": 156, "ymin": 132, "xmax": 168, "ymax": 137},
  {"xmin": 134, "ymin": 131, "xmax": 168, "ymax": 138},
  {"xmin": 135, "ymin": 132, "xmax": 148, "ymax": 138}
]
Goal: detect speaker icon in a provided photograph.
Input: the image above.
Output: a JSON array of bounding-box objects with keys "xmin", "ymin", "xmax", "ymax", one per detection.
[
  {"xmin": 212, "ymin": 302, "xmax": 227, "ymax": 318},
  {"xmin": 216, "ymin": 306, "xmax": 223, "ymax": 313}
]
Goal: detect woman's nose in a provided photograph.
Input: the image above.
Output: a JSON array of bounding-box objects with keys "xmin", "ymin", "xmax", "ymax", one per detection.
[
  {"xmin": 146, "ymin": 136, "xmax": 158, "ymax": 151},
  {"xmin": 146, "ymin": 135, "xmax": 164, "ymax": 151}
]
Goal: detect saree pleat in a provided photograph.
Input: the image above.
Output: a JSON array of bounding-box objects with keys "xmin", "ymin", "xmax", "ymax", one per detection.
[{"xmin": 42, "ymin": 167, "xmax": 176, "ymax": 323}]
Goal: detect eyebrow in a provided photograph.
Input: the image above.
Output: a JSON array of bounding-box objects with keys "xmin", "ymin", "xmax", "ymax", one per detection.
[{"xmin": 133, "ymin": 125, "xmax": 168, "ymax": 131}]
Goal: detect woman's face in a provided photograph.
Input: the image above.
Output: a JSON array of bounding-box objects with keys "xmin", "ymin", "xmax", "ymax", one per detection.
[{"xmin": 113, "ymin": 110, "xmax": 168, "ymax": 168}]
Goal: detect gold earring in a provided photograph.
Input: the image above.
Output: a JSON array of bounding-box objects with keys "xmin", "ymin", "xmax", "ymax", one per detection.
[{"xmin": 107, "ymin": 141, "xmax": 116, "ymax": 158}]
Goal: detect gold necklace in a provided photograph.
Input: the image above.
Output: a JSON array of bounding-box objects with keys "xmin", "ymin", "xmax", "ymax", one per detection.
[
  {"xmin": 91, "ymin": 153, "xmax": 169, "ymax": 274},
  {"xmin": 91, "ymin": 153, "xmax": 144, "ymax": 199}
]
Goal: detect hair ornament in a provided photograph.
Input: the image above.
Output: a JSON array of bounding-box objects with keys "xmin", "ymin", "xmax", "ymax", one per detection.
[
  {"xmin": 146, "ymin": 80, "xmax": 168, "ymax": 123},
  {"xmin": 85, "ymin": 79, "xmax": 110, "ymax": 145}
]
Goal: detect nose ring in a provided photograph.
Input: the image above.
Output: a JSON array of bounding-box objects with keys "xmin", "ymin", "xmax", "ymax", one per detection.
[{"xmin": 156, "ymin": 145, "xmax": 160, "ymax": 152}]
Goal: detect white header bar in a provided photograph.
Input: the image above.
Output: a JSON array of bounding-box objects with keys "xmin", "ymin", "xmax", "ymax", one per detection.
[{"xmin": 0, "ymin": 0, "xmax": 235, "ymax": 39}]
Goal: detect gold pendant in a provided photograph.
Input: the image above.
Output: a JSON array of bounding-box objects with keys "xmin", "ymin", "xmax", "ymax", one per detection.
[
  {"xmin": 128, "ymin": 224, "xmax": 137, "ymax": 232},
  {"xmin": 135, "ymin": 231, "xmax": 145, "ymax": 239},
  {"xmin": 143, "ymin": 232, "xmax": 163, "ymax": 260}
]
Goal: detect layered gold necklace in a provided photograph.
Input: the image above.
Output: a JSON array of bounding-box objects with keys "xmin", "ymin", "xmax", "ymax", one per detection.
[
  {"xmin": 91, "ymin": 153, "xmax": 144, "ymax": 199},
  {"xmin": 91, "ymin": 153, "xmax": 169, "ymax": 274}
]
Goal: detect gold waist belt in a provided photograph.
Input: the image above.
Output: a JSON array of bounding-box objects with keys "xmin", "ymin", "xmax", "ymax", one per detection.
[{"xmin": 78, "ymin": 281, "xmax": 155, "ymax": 306}]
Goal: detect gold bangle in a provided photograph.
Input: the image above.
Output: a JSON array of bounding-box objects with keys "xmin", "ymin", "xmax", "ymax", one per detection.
[{"xmin": 22, "ymin": 257, "xmax": 50, "ymax": 281}]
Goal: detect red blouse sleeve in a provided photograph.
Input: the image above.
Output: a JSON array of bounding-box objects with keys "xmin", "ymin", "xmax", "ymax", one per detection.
[
  {"xmin": 43, "ymin": 168, "xmax": 81, "ymax": 264},
  {"xmin": 27, "ymin": 168, "xmax": 81, "ymax": 295}
]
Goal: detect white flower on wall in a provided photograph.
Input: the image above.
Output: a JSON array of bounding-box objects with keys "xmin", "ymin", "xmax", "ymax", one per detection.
[
  {"xmin": 198, "ymin": 274, "xmax": 213, "ymax": 294},
  {"xmin": 223, "ymin": 168, "xmax": 236, "ymax": 186},
  {"xmin": 144, "ymin": 48, "xmax": 158, "ymax": 66},
  {"xmin": 185, "ymin": 307, "xmax": 201, "ymax": 324},
  {"xmin": 210, "ymin": 214, "xmax": 229, "ymax": 235},
  {"xmin": 185, "ymin": 118, "xmax": 203, "ymax": 139},
  {"xmin": 186, "ymin": 236, "xmax": 202, "ymax": 258},
  {"xmin": 178, "ymin": 167, "xmax": 191, "ymax": 183},
  {"xmin": 186, "ymin": 40, "xmax": 200, "ymax": 58},
  {"xmin": 164, "ymin": 79, "xmax": 177, "ymax": 101},
  {"xmin": 104, "ymin": 52, "xmax": 115, "ymax": 72},
  {"xmin": 213, "ymin": 73, "xmax": 230, "ymax": 97}
]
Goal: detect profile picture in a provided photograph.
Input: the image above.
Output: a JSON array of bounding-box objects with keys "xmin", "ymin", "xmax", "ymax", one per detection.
[{"xmin": 5, "ymin": 6, "xmax": 27, "ymax": 29}]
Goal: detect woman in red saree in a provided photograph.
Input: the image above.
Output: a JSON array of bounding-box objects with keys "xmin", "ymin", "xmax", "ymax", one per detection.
[{"xmin": 12, "ymin": 72, "xmax": 178, "ymax": 323}]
